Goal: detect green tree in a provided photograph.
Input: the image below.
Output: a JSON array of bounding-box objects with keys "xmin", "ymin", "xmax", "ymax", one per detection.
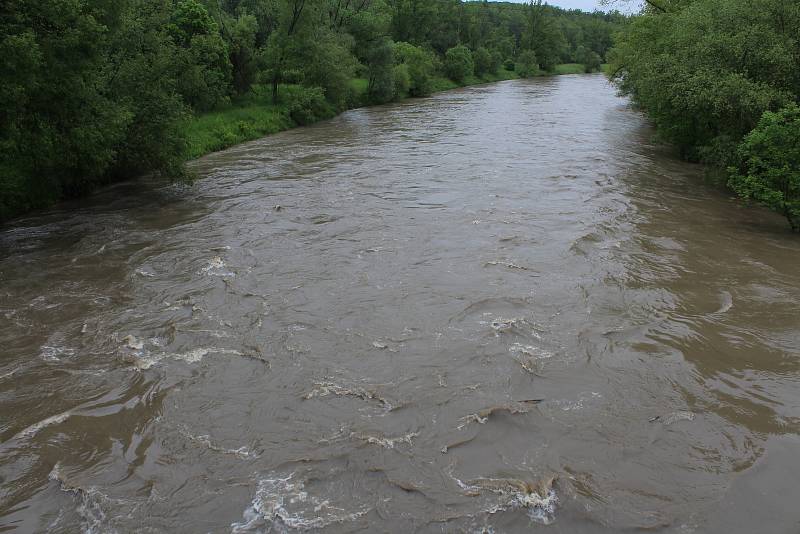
[
  {"xmin": 729, "ymin": 105, "xmax": 800, "ymax": 231},
  {"xmin": 444, "ymin": 44, "xmax": 474, "ymax": 82},
  {"xmin": 577, "ymin": 46, "xmax": 602, "ymax": 73},
  {"xmin": 223, "ymin": 13, "xmax": 259, "ymax": 96},
  {"xmin": 366, "ymin": 39, "xmax": 397, "ymax": 104},
  {"xmin": 473, "ymin": 46, "xmax": 494, "ymax": 76},
  {"xmin": 516, "ymin": 50, "xmax": 538, "ymax": 78},
  {"xmin": 394, "ymin": 42, "xmax": 435, "ymax": 96}
]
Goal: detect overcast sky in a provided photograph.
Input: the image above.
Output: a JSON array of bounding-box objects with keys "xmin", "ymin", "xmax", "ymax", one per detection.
[{"xmin": 500, "ymin": 0, "xmax": 634, "ymax": 12}]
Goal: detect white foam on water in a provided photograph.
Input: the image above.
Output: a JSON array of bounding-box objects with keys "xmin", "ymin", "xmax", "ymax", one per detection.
[
  {"xmin": 715, "ymin": 291, "xmax": 734, "ymax": 314},
  {"xmin": 231, "ymin": 474, "xmax": 369, "ymax": 533},
  {"xmin": 302, "ymin": 381, "xmax": 394, "ymax": 410},
  {"xmin": 509, "ymin": 343, "xmax": 552, "ymax": 359},
  {"xmin": 351, "ymin": 431, "xmax": 419, "ymax": 449},
  {"xmin": 40, "ymin": 345, "xmax": 75, "ymax": 361},
  {"xmin": 121, "ymin": 335, "xmax": 144, "ymax": 351},
  {"xmin": 13, "ymin": 411, "xmax": 73, "ymax": 440},
  {"xmin": 451, "ymin": 473, "xmax": 559, "ymax": 526},
  {"xmin": 181, "ymin": 428, "xmax": 259, "ymax": 459},
  {"xmin": 0, "ymin": 367, "xmax": 18, "ymax": 380},
  {"xmin": 485, "ymin": 261, "xmax": 528, "ymax": 270},
  {"xmin": 48, "ymin": 464, "xmax": 129, "ymax": 534},
  {"xmin": 660, "ymin": 411, "xmax": 696, "ymax": 425},
  {"xmin": 201, "ymin": 256, "xmax": 235, "ymax": 277},
  {"xmin": 133, "ymin": 347, "xmax": 243, "ymax": 370}
]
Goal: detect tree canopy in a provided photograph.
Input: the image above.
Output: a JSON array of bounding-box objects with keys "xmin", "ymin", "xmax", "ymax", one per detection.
[
  {"xmin": 1, "ymin": 0, "xmax": 623, "ymax": 220},
  {"xmin": 608, "ymin": 0, "xmax": 800, "ymax": 230}
]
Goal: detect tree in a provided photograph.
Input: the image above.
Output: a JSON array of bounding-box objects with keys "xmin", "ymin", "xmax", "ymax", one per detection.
[
  {"xmin": 729, "ymin": 105, "xmax": 800, "ymax": 231},
  {"xmin": 444, "ymin": 44, "xmax": 474, "ymax": 82},
  {"xmin": 394, "ymin": 42, "xmax": 435, "ymax": 96},
  {"xmin": 223, "ymin": 13, "xmax": 259, "ymax": 96},
  {"xmin": 366, "ymin": 39, "xmax": 397, "ymax": 104},
  {"xmin": 473, "ymin": 46, "xmax": 494, "ymax": 76},
  {"xmin": 577, "ymin": 46, "xmax": 602, "ymax": 73},
  {"xmin": 516, "ymin": 50, "xmax": 538, "ymax": 78},
  {"xmin": 523, "ymin": 0, "xmax": 565, "ymax": 72}
]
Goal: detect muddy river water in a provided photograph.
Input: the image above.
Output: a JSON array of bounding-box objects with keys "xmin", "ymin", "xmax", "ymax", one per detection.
[{"xmin": 1, "ymin": 75, "xmax": 799, "ymax": 533}]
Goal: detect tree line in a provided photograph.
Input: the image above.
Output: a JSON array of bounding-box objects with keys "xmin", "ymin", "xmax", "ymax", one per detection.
[
  {"xmin": 608, "ymin": 0, "xmax": 800, "ymax": 231},
  {"xmin": 0, "ymin": 0, "xmax": 622, "ymax": 221}
]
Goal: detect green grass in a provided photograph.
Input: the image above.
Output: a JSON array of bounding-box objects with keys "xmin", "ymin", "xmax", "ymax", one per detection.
[
  {"xmin": 180, "ymin": 89, "xmax": 294, "ymax": 159},
  {"xmin": 430, "ymin": 67, "xmax": 519, "ymax": 92},
  {"xmin": 552, "ymin": 63, "xmax": 586, "ymax": 75},
  {"xmin": 349, "ymin": 78, "xmax": 369, "ymax": 95}
]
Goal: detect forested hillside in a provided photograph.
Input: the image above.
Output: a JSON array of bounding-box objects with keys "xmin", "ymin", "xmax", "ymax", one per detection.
[
  {"xmin": 0, "ymin": 0, "xmax": 622, "ymax": 221},
  {"xmin": 608, "ymin": 0, "xmax": 800, "ymax": 230}
]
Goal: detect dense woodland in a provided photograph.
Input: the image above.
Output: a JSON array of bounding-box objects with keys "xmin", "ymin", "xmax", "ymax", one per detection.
[
  {"xmin": 0, "ymin": 0, "xmax": 621, "ymax": 220},
  {"xmin": 608, "ymin": 0, "xmax": 800, "ymax": 230}
]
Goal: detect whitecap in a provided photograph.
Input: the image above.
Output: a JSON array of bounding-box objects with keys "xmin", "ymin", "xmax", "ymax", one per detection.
[
  {"xmin": 132, "ymin": 347, "xmax": 243, "ymax": 370},
  {"xmin": 231, "ymin": 475, "xmax": 369, "ymax": 532}
]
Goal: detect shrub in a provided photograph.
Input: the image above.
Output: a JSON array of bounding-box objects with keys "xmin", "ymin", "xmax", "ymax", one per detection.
[
  {"xmin": 393, "ymin": 63, "xmax": 411, "ymax": 98},
  {"xmin": 285, "ymin": 86, "xmax": 335, "ymax": 125},
  {"xmin": 516, "ymin": 50, "xmax": 539, "ymax": 78},
  {"xmin": 394, "ymin": 42, "xmax": 436, "ymax": 97},
  {"xmin": 578, "ymin": 47, "xmax": 602, "ymax": 73},
  {"xmin": 729, "ymin": 104, "xmax": 800, "ymax": 231},
  {"xmin": 444, "ymin": 45, "xmax": 474, "ymax": 83},
  {"xmin": 473, "ymin": 47, "xmax": 493, "ymax": 77}
]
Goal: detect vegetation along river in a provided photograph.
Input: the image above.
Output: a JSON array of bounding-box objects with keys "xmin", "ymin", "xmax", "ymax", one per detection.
[{"xmin": 1, "ymin": 74, "xmax": 799, "ymax": 533}]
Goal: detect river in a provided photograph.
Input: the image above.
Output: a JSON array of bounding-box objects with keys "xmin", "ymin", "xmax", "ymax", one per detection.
[{"xmin": 1, "ymin": 74, "xmax": 799, "ymax": 533}]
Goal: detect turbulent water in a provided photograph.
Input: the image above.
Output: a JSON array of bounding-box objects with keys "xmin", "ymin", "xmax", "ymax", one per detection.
[{"xmin": 1, "ymin": 75, "xmax": 799, "ymax": 533}]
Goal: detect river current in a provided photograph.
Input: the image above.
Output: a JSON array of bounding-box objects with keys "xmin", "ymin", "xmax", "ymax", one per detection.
[{"xmin": 1, "ymin": 75, "xmax": 799, "ymax": 533}]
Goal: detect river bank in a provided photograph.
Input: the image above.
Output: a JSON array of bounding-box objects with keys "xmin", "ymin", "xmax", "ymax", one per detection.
[{"xmin": 180, "ymin": 65, "xmax": 601, "ymax": 160}]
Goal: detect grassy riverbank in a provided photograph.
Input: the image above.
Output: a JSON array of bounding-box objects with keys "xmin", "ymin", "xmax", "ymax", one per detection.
[{"xmin": 180, "ymin": 65, "xmax": 592, "ymax": 160}]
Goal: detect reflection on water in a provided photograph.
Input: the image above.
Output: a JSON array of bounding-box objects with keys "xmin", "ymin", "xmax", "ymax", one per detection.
[{"xmin": 1, "ymin": 75, "xmax": 799, "ymax": 533}]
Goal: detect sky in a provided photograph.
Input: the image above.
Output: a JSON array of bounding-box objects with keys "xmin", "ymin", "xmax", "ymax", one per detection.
[{"xmin": 500, "ymin": 0, "xmax": 631, "ymax": 12}]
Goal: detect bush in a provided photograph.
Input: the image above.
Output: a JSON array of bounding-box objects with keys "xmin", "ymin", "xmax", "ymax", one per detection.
[
  {"xmin": 579, "ymin": 48, "xmax": 602, "ymax": 73},
  {"xmin": 503, "ymin": 58, "xmax": 515, "ymax": 71},
  {"xmin": 473, "ymin": 47, "xmax": 493, "ymax": 77},
  {"xmin": 516, "ymin": 50, "xmax": 539, "ymax": 78},
  {"xmin": 285, "ymin": 86, "xmax": 335, "ymax": 125},
  {"xmin": 729, "ymin": 104, "xmax": 800, "ymax": 231},
  {"xmin": 393, "ymin": 64, "xmax": 411, "ymax": 98},
  {"xmin": 490, "ymin": 50, "xmax": 503, "ymax": 74},
  {"xmin": 444, "ymin": 45, "xmax": 474, "ymax": 83},
  {"xmin": 366, "ymin": 39, "xmax": 396, "ymax": 104},
  {"xmin": 394, "ymin": 42, "xmax": 436, "ymax": 97}
]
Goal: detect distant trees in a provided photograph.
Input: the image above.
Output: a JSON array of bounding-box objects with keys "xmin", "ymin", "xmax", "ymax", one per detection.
[
  {"xmin": 395, "ymin": 42, "xmax": 436, "ymax": 97},
  {"xmin": 444, "ymin": 45, "xmax": 474, "ymax": 83},
  {"xmin": 0, "ymin": 0, "xmax": 622, "ymax": 220},
  {"xmin": 516, "ymin": 50, "xmax": 539, "ymax": 78},
  {"xmin": 609, "ymin": 0, "xmax": 800, "ymax": 229}
]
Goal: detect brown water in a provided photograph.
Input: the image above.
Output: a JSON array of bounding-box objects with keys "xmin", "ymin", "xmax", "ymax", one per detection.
[{"xmin": 1, "ymin": 75, "xmax": 799, "ymax": 533}]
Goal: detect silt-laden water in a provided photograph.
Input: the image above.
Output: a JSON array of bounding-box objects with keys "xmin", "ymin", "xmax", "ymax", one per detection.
[{"xmin": 1, "ymin": 75, "xmax": 799, "ymax": 533}]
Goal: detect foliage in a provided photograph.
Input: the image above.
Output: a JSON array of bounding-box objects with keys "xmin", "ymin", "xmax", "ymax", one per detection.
[
  {"xmin": 729, "ymin": 105, "xmax": 800, "ymax": 231},
  {"xmin": 444, "ymin": 45, "xmax": 474, "ymax": 82},
  {"xmin": 285, "ymin": 85, "xmax": 336, "ymax": 125},
  {"xmin": 577, "ymin": 46, "xmax": 602, "ymax": 73},
  {"xmin": 516, "ymin": 50, "xmax": 539, "ymax": 78},
  {"xmin": 0, "ymin": 0, "xmax": 623, "ymax": 220},
  {"xmin": 610, "ymin": 0, "xmax": 800, "ymax": 228},
  {"xmin": 473, "ymin": 46, "xmax": 497, "ymax": 77},
  {"xmin": 395, "ymin": 42, "xmax": 436, "ymax": 97},
  {"xmin": 366, "ymin": 39, "xmax": 397, "ymax": 104}
]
